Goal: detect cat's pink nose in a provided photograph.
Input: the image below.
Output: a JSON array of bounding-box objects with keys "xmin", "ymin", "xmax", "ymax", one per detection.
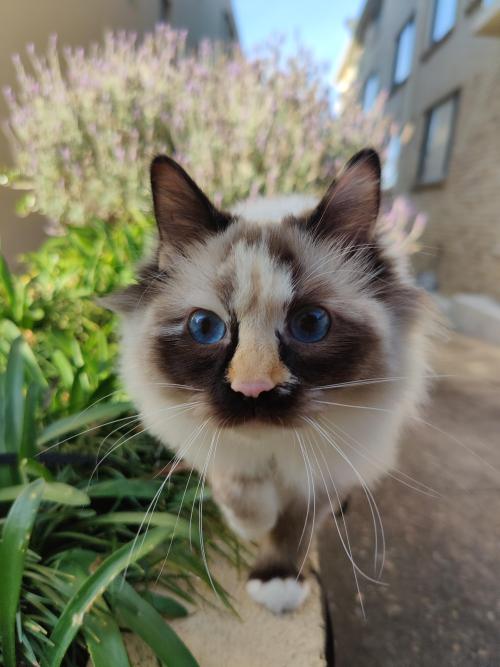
[{"xmin": 231, "ymin": 378, "xmax": 275, "ymax": 398}]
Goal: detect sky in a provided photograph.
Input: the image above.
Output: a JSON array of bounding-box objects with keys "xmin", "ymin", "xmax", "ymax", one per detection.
[{"xmin": 232, "ymin": 0, "xmax": 365, "ymax": 85}]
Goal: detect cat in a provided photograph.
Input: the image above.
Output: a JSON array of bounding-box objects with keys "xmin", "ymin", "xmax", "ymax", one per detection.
[{"xmin": 106, "ymin": 148, "xmax": 430, "ymax": 614}]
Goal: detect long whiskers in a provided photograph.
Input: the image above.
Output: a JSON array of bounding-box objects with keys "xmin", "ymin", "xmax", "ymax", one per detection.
[
  {"xmin": 87, "ymin": 401, "xmax": 203, "ymax": 487},
  {"xmin": 305, "ymin": 426, "xmax": 367, "ymax": 619},
  {"xmin": 311, "ymin": 373, "xmax": 455, "ymax": 392},
  {"xmin": 155, "ymin": 418, "xmax": 214, "ymax": 583},
  {"xmin": 314, "ymin": 418, "xmax": 386, "ymax": 579},
  {"xmin": 313, "ymin": 398, "xmax": 500, "ymax": 476},
  {"xmin": 303, "ymin": 416, "xmax": 387, "ymax": 586},
  {"xmin": 122, "ymin": 417, "xmax": 210, "ymax": 585},
  {"xmin": 293, "ymin": 429, "xmax": 316, "ymax": 577},
  {"xmin": 192, "ymin": 424, "xmax": 225, "ymax": 602},
  {"xmin": 320, "ymin": 416, "xmax": 440, "ymax": 499}
]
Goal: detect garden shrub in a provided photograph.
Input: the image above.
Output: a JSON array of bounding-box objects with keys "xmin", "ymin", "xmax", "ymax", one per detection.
[{"xmin": 2, "ymin": 25, "xmax": 393, "ymax": 228}]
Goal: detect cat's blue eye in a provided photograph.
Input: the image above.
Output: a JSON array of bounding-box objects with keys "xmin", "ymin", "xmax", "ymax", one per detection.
[
  {"xmin": 188, "ymin": 309, "xmax": 226, "ymax": 344},
  {"xmin": 289, "ymin": 306, "xmax": 330, "ymax": 343}
]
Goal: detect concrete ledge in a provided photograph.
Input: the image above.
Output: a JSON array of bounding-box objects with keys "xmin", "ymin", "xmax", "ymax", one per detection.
[{"xmin": 121, "ymin": 553, "xmax": 327, "ymax": 666}]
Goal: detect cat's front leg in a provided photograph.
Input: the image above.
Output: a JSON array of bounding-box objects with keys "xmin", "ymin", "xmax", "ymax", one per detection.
[
  {"xmin": 211, "ymin": 473, "xmax": 280, "ymax": 541},
  {"xmin": 245, "ymin": 496, "xmax": 315, "ymax": 615}
]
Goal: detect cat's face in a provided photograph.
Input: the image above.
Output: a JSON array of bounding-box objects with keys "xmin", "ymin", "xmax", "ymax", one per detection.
[{"xmin": 110, "ymin": 150, "xmax": 420, "ymax": 427}]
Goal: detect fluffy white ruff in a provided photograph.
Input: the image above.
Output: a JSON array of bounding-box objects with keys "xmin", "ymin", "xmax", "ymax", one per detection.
[{"xmin": 246, "ymin": 577, "xmax": 310, "ymax": 614}]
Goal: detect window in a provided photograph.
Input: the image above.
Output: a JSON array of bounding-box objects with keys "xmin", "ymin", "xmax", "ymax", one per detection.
[
  {"xmin": 418, "ymin": 94, "xmax": 459, "ymax": 184},
  {"xmin": 223, "ymin": 9, "xmax": 238, "ymax": 42},
  {"xmin": 382, "ymin": 135, "xmax": 401, "ymax": 190},
  {"xmin": 431, "ymin": 0, "xmax": 458, "ymax": 43},
  {"xmin": 160, "ymin": 0, "xmax": 172, "ymax": 22},
  {"xmin": 392, "ymin": 18, "xmax": 415, "ymax": 87},
  {"xmin": 362, "ymin": 73, "xmax": 379, "ymax": 112}
]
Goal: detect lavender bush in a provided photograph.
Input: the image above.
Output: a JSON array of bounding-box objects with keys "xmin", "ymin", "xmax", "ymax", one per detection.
[{"xmin": 2, "ymin": 28, "xmax": 391, "ymax": 217}]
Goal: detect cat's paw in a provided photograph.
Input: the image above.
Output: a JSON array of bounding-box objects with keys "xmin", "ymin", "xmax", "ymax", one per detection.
[{"xmin": 246, "ymin": 576, "xmax": 310, "ymax": 614}]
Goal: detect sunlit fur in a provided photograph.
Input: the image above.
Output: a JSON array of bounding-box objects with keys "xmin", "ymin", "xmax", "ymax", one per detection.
[{"xmin": 111, "ymin": 150, "xmax": 432, "ymax": 613}]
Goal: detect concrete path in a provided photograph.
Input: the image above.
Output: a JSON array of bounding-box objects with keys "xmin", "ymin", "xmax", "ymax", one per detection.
[{"xmin": 319, "ymin": 334, "xmax": 500, "ymax": 667}]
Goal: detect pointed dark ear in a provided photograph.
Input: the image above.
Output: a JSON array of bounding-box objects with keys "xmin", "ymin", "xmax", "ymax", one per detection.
[
  {"xmin": 151, "ymin": 156, "xmax": 233, "ymax": 262},
  {"xmin": 308, "ymin": 149, "xmax": 381, "ymax": 244}
]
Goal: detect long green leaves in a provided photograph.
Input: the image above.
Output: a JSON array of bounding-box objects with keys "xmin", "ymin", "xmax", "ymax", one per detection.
[
  {"xmin": 110, "ymin": 580, "xmax": 199, "ymax": 667},
  {"xmin": 43, "ymin": 526, "xmax": 172, "ymax": 667},
  {"xmin": 37, "ymin": 401, "xmax": 132, "ymax": 447},
  {"xmin": 4, "ymin": 338, "xmax": 25, "ymax": 484},
  {"xmin": 84, "ymin": 611, "xmax": 132, "ymax": 667},
  {"xmin": 0, "ymin": 482, "xmax": 89, "ymax": 506},
  {"xmin": 0, "ymin": 479, "xmax": 44, "ymax": 667}
]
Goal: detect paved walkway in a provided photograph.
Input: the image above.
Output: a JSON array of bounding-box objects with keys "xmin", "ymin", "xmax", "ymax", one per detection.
[{"xmin": 319, "ymin": 334, "xmax": 500, "ymax": 667}]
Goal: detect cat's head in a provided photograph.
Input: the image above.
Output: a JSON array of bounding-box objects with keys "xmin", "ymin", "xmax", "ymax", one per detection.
[{"xmin": 108, "ymin": 150, "xmax": 422, "ymax": 427}]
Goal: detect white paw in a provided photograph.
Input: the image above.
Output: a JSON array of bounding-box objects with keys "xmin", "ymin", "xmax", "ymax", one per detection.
[{"xmin": 246, "ymin": 577, "xmax": 310, "ymax": 614}]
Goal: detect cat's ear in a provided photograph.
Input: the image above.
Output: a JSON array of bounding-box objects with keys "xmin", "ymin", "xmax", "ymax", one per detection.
[
  {"xmin": 151, "ymin": 156, "xmax": 233, "ymax": 262},
  {"xmin": 307, "ymin": 149, "xmax": 381, "ymax": 244}
]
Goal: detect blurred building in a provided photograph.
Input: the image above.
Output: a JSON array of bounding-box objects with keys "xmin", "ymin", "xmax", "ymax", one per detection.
[
  {"xmin": 0, "ymin": 0, "xmax": 238, "ymax": 264},
  {"xmin": 338, "ymin": 0, "xmax": 500, "ymax": 300}
]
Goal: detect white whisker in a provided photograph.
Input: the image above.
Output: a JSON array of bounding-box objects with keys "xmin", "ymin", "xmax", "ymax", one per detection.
[
  {"xmin": 320, "ymin": 416, "xmax": 440, "ymax": 499},
  {"xmin": 294, "ymin": 429, "xmax": 316, "ymax": 577},
  {"xmin": 303, "ymin": 416, "xmax": 386, "ymax": 587},
  {"xmin": 155, "ymin": 418, "xmax": 213, "ymax": 583},
  {"xmin": 306, "ymin": 426, "xmax": 366, "ymax": 620}
]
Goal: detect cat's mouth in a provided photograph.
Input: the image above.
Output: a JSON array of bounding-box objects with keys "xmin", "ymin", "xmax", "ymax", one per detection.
[{"xmin": 210, "ymin": 382, "xmax": 302, "ymax": 425}]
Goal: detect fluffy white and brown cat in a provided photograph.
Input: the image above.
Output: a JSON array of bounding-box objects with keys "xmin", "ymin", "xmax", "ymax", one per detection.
[{"xmin": 107, "ymin": 149, "xmax": 430, "ymax": 614}]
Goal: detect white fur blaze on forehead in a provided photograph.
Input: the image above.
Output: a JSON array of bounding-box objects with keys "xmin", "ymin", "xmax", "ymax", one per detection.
[{"xmin": 231, "ymin": 240, "xmax": 293, "ymax": 318}]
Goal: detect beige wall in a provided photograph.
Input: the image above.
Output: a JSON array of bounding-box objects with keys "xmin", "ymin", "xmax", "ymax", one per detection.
[
  {"xmin": 0, "ymin": 0, "xmax": 237, "ymax": 266},
  {"xmin": 0, "ymin": 0, "xmax": 162, "ymax": 264},
  {"xmin": 351, "ymin": 0, "xmax": 500, "ymax": 299}
]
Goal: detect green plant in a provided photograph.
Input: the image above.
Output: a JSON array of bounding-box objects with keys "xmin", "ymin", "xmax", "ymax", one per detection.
[
  {"xmin": 0, "ymin": 212, "xmax": 153, "ymax": 418},
  {"xmin": 0, "ymin": 335, "xmax": 240, "ymax": 666}
]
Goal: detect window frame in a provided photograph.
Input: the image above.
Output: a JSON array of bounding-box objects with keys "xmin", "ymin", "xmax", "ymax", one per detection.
[
  {"xmin": 223, "ymin": 9, "xmax": 238, "ymax": 42},
  {"xmin": 466, "ymin": 0, "xmax": 496, "ymax": 12},
  {"xmin": 417, "ymin": 90, "xmax": 461, "ymax": 187},
  {"xmin": 430, "ymin": 0, "xmax": 458, "ymax": 46},
  {"xmin": 391, "ymin": 14, "xmax": 416, "ymax": 92},
  {"xmin": 160, "ymin": 0, "xmax": 172, "ymax": 22},
  {"xmin": 362, "ymin": 71, "xmax": 380, "ymax": 112}
]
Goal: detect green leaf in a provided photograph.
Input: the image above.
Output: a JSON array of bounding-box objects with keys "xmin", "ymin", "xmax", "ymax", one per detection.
[
  {"xmin": 84, "ymin": 610, "xmax": 131, "ymax": 667},
  {"xmin": 20, "ymin": 383, "xmax": 40, "ymax": 460},
  {"xmin": 5, "ymin": 337, "xmax": 25, "ymax": 455},
  {"xmin": 69, "ymin": 368, "xmax": 91, "ymax": 412},
  {"xmin": 0, "ymin": 479, "xmax": 44, "ymax": 667},
  {"xmin": 0, "ymin": 482, "xmax": 89, "ymax": 506},
  {"xmin": 0, "ymin": 373, "xmax": 10, "ymax": 488},
  {"xmin": 51, "ymin": 349, "xmax": 74, "ymax": 389},
  {"xmin": 0, "ymin": 254, "xmax": 15, "ymax": 310},
  {"xmin": 88, "ymin": 478, "xmax": 164, "ymax": 499},
  {"xmin": 109, "ymin": 580, "xmax": 199, "ymax": 667},
  {"xmin": 142, "ymin": 591, "xmax": 188, "ymax": 619},
  {"xmin": 37, "ymin": 401, "xmax": 132, "ymax": 447},
  {"xmin": 92, "ymin": 512, "xmax": 194, "ymax": 541},
  {"xmin": 42, "ymin": 526, "xmax": 172, "ymax": 667},
  {"xmin": 5, "ymin": 331, "xmax": 48, "ymax": 389},
  {"xmin": 56, "ymin": 549, "xmax": 132, "ymax": 667},
  {"xmin": 20, "ymin": 457, "xmax": 53, "ymax": 482}
]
